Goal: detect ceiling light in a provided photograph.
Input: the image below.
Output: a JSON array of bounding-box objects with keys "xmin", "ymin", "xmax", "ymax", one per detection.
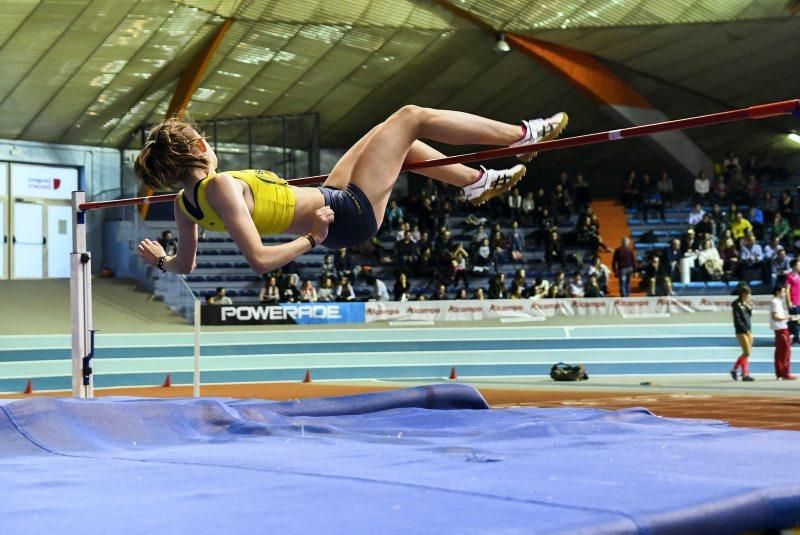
[
  {"xmin": 789, "ymin": 133, "xmax": 800, "ymax": 145},
  {"xmin": 494, "ymin": 33, "xmax": 510, "ymax": 55}
]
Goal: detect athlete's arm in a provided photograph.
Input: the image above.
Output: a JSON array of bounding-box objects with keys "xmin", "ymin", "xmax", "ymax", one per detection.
[
  {"xmin": 137, "ymin": 197, "xmax": 198, "ymax": 274},
  {"xmin": 207, "ymin": 173, "xmax": 332, "ymax": 274}
]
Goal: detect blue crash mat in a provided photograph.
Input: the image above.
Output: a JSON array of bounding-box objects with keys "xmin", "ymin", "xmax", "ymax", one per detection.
[{"xmin": 1, "ymin": 384, "xmax": 799, "ymax": 534}]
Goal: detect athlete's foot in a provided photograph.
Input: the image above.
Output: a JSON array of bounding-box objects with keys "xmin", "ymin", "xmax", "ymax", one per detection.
[
  {"xmin": 742, "ymin": 375, "xmax": 755, "ymax": 382},
  {"xmin": 464, "ymin": 164, "xmax": 527, "ymax": 206},
  {"xmin": 511, "ymin": 112, "xmax": 569, "ymax": 162},
  {"xmin": 730, "ymin": 370, "xmax": 738, "ymax": 381}
]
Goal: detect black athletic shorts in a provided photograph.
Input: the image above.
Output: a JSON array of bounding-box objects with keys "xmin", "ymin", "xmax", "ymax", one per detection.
[{"xmin": 317, "ymin": 184, "xmax": 377, "ymax": 249}]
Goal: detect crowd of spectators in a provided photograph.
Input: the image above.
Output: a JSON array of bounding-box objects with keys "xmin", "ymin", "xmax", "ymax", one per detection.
[{"xmin": 206, "ymin": 148, "xmax": 794, "ymax": 304}]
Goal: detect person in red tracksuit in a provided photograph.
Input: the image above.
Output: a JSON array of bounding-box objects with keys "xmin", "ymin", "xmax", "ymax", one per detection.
[{"xmin": 770, "ymin": 285, "xmax": 797, "ymax": 380}]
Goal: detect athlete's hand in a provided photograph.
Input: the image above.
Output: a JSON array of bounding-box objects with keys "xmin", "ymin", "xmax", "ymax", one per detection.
[
  {"xmin": 310, "ymin": 206, "xmax": 334, "ymax": 244},
  {"xmin": 138, "ymin": 239, "xmax": 166, "ymax": 266}
]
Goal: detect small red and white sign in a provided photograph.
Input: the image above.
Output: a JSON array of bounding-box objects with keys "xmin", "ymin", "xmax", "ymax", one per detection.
[{"xmin": 10, "ymin": 164, "xmax": 77, "ymax": 200}]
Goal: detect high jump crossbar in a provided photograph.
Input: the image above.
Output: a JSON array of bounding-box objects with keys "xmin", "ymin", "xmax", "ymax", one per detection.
[
  {"xmin": 79, "ymin": 98, "xmax": 800, "ymax": 212},
  {"xmin": 69, "ymin": 98, "xmax": 799, "ymax": 398}
]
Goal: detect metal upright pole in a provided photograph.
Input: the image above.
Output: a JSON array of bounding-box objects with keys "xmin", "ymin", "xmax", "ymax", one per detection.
[{"xmin": 70, "ymin": 191, "xmax": 94, "ymax": 398}]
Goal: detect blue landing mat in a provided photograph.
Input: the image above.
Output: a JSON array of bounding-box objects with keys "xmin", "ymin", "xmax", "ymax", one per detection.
[{"xmin": 1, "ymin": 384, "xmax": 799, "ymax": 534}]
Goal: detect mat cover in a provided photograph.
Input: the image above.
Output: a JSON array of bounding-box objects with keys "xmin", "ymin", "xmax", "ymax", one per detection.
[{"xmin": 1, "ymin": 384, "xmax": 799, "ymax": 533}]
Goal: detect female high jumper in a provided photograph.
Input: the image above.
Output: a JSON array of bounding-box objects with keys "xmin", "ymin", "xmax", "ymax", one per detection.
[{"xmin": 135, "ymin": 106, "xmax": 567, "ymax": 275}]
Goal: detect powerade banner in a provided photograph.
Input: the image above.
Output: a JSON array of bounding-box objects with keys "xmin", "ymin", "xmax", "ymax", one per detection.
[{"xmin": 202, "ymin": 303, "xmax": 365, "ymax": 325}]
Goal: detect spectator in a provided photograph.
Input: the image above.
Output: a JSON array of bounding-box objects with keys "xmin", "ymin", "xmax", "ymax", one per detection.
[
  {"xmin": 573, "ymin": 173, "xmax": 591, "ymax": 212},
  {"xmin": 508, "ymin": 221, "xmax": 525, "ymax": 261},
  {"xmin": 334, "ymin": 248, "xmax": 355, "ymax": 279},
  {"xmin": 738, "ymin": 234, "xmax": 765, "ymax": 281},
  {"xmin": 770, "ymin": 285, "xmax": 796, "ymax": 380},
  {"xmin": 770, "ymin": 247, "xmax": 791, "ymax": 285},
  {"xmin": 490, "ymin": 229, "xmax": 509, "ymax": 264},
  {"xmin": 488, "ymin": 273, "xmax": 507, "ymax": 299},
  {"xmin": 584, "ymin": 273, "xmax": 603, "ymax": 298},
  {"xmin": 697, "ymin": 239, "xmax": 724, "ymax": 281},
  {"xmin": 549, "ymin": 271, "xmax": 569, "ymax": 298},
  {"xmin": 507, "ymin": 188, "xmax": 522, "ymax": 221},
  {"xmin": 642, "ymin": 255, "xmax": 672, "ymax": 296},
  {"xmin": 688, "ymin": 203, "xmax": 705, "ymax": 226},
  {"xmin": 575, "ymin": 214, "xmax": 610, "ymax": 255},
  {"xmin": 730, "ymin": 212, "xmax": 753, "ymax": 242},
  {"xmin": 719, "ymin": 237, "xmax": 739, "ymax": 280},
  {"xmin": 385, "ymin": 199, "xmax": 404, "ymax": 231},
  {"xmin": 641, "ymin": 183, "xmax": 665, "ymax": 223},
  {"xmin": 748, "ymin": 206, "xmax": 765, "ymax": 240},
  {"xmin": 455, "ymin": 288, "xmax": 469, "ymax": 300},
  {"xmin": 779, "ymin": 190, "xmax": 794, "ymax": 221},
  {"xmin": 513, "ymin": 268, "xmax": 529, "ymax": 297},
  {"xmin": 158, "ymin": 230, "xmax": 178, "ymax": 256},
  {"xmin": 395, "ymin": 233, "xmax": 419, "ymax": 271},
  {"xmin": 764, "ymin": 237, "xmax": 783, "ymax": 262},
  {"xmin": 393, "ymin": 272, "xmax": 412, "ymax": 301},
  {"xmin": 663, "ymin": 239, "xmax": 684, "ymax": 280},
  {"xmin": 681, "ymin": 228, "xmax": 699, "ymax": 255},
  {"xmin": 695, "ymin": 213, "xmax": 715, "ymax": 239},
  {"xmin": 621, "ymin": 171, "xmax": 638, "ymax": 209},
  {"xmin": 414, "ymin": 247, "xmax": 436, "ymax": 282},
  {"xmin": 335, "ymin": 275, "xmax": 355, "ymax": 302},
  {"xmin": 521, "ymin": 191, "xmax": 535, "ymax": 225},
  {"xmin": 585, "ymin": 256, "xmax": 611, "ymax": 295},
  {"xmin": 550, "ymin": 183, "xmax": 573, "ymax": 222},
  {"xmin": 723, "ymin": 149, "xmax": 741, "ymax": 174},
  {"xmin": 612, "ymin": 236, "xmax": 637, "ymax": 297},
  {"xmin": 771, "ymin": 213, "xmax": 791, "ymax": 247},
  {"xmin": 693, "ymin": 170, "xmax": 711, "ymax": 204},
  {"xmin": 709, "ymin": 203, "xmax": 727, "ymax": 235},
  {"xmin": 280, "ymin": 273, "xmax": 300, "ymax": 303},
  {"xmin": 259, "ymin": 276, "xmax": 281, "ymax": 304},
  {"xmin": 786, "ymin": 258, "xmax": 800, "ymax": 344},
  {"xmin": 473, "ymin": 287, "xmax": 486, "ymax": 300},
  {"xmin": 656, "ymin": 171, "xmax": 674, "ymax": 207},
  {"xmin": 569, "ymin": 273, "xmax": 585, "ymax": 297},
  {"xmin": 450, "ymin": 243, "xmax": 470, "ymax": 289},
  {"xmin": 317, "ymin": 276, "xmax": 335, "ymax": 302},
  {"xmin": 299, "ymin": 279, "xmax": 318, "ymax": 302},
  {"xmin": 366, "ymin": 275, "xmax": 390, "ymax": 302},
  {"xmin": 418, "ymin": 197, "xmax": 436, "ymax": 232},
  {"xmin": 530, "ymin": 277, "xmax": 550, "ymax": 300},
  {"xmin": 509, "ymin": 281, "xmax": 526, "ymax": 299},
  {"xmin": 430, "ymin": 283, "xmax": 448, "ymax": 301},
  {"xmin": 321, "ymin": 254, "xmax": 336, "ymax": 280},
  {"xmin": 473, "ymin": 238, "xmax": 494, "ymax": 273},
  {"xmin": 712, "ymin": 175, "xmax": 728, "ymax": 205},
  {"xmin": 762, "ymin": 190, "xmax": 778, "ymax": 224},
  {"xmin": 544, "ymin": 229, "xmax": 567, "ymax": 269},
  {"xmin": 209, "ymin": 286, "xmax": 233, "ymax": 305}
]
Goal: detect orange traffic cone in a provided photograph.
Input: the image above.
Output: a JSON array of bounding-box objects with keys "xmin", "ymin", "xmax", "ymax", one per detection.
[
  {"xmin": 23, "ymin": 380, "xmax": 33, "ymax": 394},
  {"xmin": 162, "ymin": 373, "xmax": 172, "ymax": 388},
  {"xmin": 303, "ymin": 370, "xmax": 312, "ymax": 383},
  {"xmin": 449, "ymin": 367, "xmax": 458, "ymax": 380}
]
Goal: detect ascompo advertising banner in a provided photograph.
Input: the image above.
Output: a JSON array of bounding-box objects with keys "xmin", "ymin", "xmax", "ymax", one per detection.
[{"xmin": 202, "ymin": 302, "xmax": 365, "ymax": 325}]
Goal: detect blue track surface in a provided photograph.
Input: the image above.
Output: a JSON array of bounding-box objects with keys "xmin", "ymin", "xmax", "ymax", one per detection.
[{"xmin": 2, "ymin": 385, "xmax": 799, "ymax": 533}]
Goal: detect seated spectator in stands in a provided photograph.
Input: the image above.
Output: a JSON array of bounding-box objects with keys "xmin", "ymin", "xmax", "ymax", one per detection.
[
  {"xmin": 490, "ymin": 229, "xmax": 509, "ymax": 264},
  {"xmin": 771, "ymin": 247, "xmax": 791, "ymax": 285},
  {"xmin": 663, "ymin": 239, "xmax": 684, "ymax": 280},
  {"xmin": 416, "ymin": 230, "xmax": 431, "ymax": 253},
  {"xmin": 745, "ymin": 174, "xmax": 761, "ymax": 200},
  {"xmin": 507, "ymin": 188, "xmax": 522, "ymax": 221},
  {"xmin": 321, "ymin": 254, "xmax": 336, "ymax": 280},
  {"xmin": 418, "ymin": 197, "xmax": 436, "ymax": 232},
  {"xmin": 693, "ymin": 170, "xmax": 711, "ymax": 204},
  {"xmin": 335, "ymin": 276, "xmax": 355, "ymax": 302},
  {"xmin": 396, "ymin": 222, "xmax": 412, "ymax": 242},
  {"xmin": 575, "ymin": 214, "xmax": 610, "ymax": 255},
  {"xmin": 472, "ymin": 238, "xmax": 494, "ymax": 273},
  {"xmin": 765, "ymin": 237, "xmax": 783, "ymax": 262},
  {"xmin": 585, "ymin": 256, "xmax": 611, "ymax": 295},
  {"xmin": 642, "ymin": 254, "xmax": 672, "ymax": 296},
  {"xmin": 393, "ymin": 272, "xmax": 412, "ymax": 302},
  {"xmin": 508, "ymin": 221, "xmax": 525, "ymax": 259},
  {"xmin": 429, "ymin": 283, "xmax": 448, "ymax": 301},
  {"xmin": 739, "ymin": 233, "xmax": 766, "ymax": 281},
  {"xmin": 719, "ymin": 237, "xmax": 739, "ymax": 279},
  {"xmin": 584, "ymin": 274, "xmax": 603, "ymax": 298},
  {"xmin": 385, "ymin": 199, "xmax": 404, "ymax": 231},
  {"xmin": 455, "ymin": 288, "xmax": 469, "ymax": 300},
  {"xmin": 488, "ymin": 273, "xmax": 507, "ymax": 299},
  {"xmin": 745, "ymin": 152, "xmax": 759, "ymax": 176},
  {"xmin": 569, "ymin": 273, "xmax": 585, "ymax": 298},
  {"xmin": 509, "ymin": 281, "xmax": 526, "ymax": 299},
  {"xmin": 317, "ymin": 276, "xmax": 335, "ymax": 302},
  {"xmin": 641, "ymin": 183, "xmax": 665, "ymax": 223},
  {"xmin": 549, "ymin": 271, "xmax": 569, "ymax": 298},
  {"xmin": 513, "ymin": 269, "xmax": 529, "ymax": 297},
  {"xmin": 395, "ymin": 233, "xmax": 419, "ymax": 272},
  {"xmin": 280, "ymin": 274, "xmax": 300, "ymax": 303},
  {"xmin": 712, "ymin": 175, "xmax": 728, "ymax": 205},
  {"xmin": 748, "ymin": 206, "xmax": 765, "ymax": 240},
  {"xmin": 259, "ymin": 276, "xmax": 281, "ymax": 304},
  {"xmin": 544, "ymin": 229, "xmax": 567, "ymax": 269},
  {"xmin": 414, "ymin": 247, "xmax": 436, "ymax": 282},
  {"xmin": 621, "ymin": 171, "xmax": 638, "ymax": 210},
  {"xmin": 573, "ymin": 173, "xmax": 591, "ymax": 213},
  {"xmin": 762, "ymin": 190, "xmax": 778, "ymax": 224},
  {"xmin": 697, "ymin": 238, "xmax": 724, "ymax": 281},
  {"xmin": 473, "ymin": 287, "xmax": 486, "ymax": 300},
  {"xmin": 771, "ymin": 213, "xmax": 791, "ymax": 247},
  {"xmin": 533, "ymin": 207, "xmax": 556, "ymax": 246},
  {"xmin": 521, "ymin": 192, "xmax": 535, "ymax": 225},
  {"xmin": 366, "ymin": 275, "xmax": 389, "ymax": 302},
  {"xmin": 612, "ymin": 236, "xmax": 637, "ymax": 297},
  {"xmin": 334, "ymin": 248, "xmax": 355, "ymax": 280},
  {"xmin": 158, "ymin": 230, "xmax": 178, "ymax": 256},
  {"xmin": 530, "ymin": 277, "xmax": 550, "ymax": 300},
  {"xmin": 694, "ymin": 213, "xmax": 715, "ymax": 240},
  {"xmin": 532, "ymin": 187, "xmax": 547, "ymax": 220},
  {"xmin": 779, "ymin": 190, "xmax": 795, "ymax": 221},
  {"xmin": 688, "ymin": 203, "xmax": 705, "ymax": 227},
  {"xmin": 656, "ymin": 171, "xmax": 674, "ymax": 207},
  {"xmin": 681, "ymin": 228, "xmax": 699, "ymax": 255},
  {"xmin": 709, "ymin": 203, "xmax": 727, "ymax": 235},
  {"xmin": 299, "ymin": 279, "xmax": 318, "ymax": 302},
  {"xmin": 724, "ymin": 149, "xmax": 741, "ymax": 175},
  {"xmin": 730, "ymin": 212, "xmax": 753, "ymax": 242},
  {"xmin": 409, "ymin": 224, "xmax": 421, "ymax": 242},
  {"xmin": 450, "ymin": 243, "xmax": 470, "ymax": 289},
  {"xmin": 550, "ymin": 183, "xmax": 573, "ymax": 222},
  {"xmin": 208, "ymin": 287, "xmax": 233, "ymax": 305}
]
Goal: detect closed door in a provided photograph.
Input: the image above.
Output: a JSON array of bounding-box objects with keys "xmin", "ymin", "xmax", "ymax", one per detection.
[
  {"xmin": 0, "ymin": 200, "xmax": 5, "ymax": 278},
  {"xmin": 13, "ymin": 201, "xmax": 44, "ymax": 278},
  {"xmin": 47, "ymin": 204, "xmax": 72, "ymax": 278}
]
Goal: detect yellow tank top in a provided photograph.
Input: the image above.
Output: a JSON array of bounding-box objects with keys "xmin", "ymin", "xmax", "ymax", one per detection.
[{"xmin": 176, "ymin": 169, "xmax": 296, "ymax": 235}]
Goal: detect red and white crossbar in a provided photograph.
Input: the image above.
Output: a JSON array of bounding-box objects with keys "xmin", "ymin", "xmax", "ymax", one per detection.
[{"xmin": 78, "ymin": 98, "xmax": 799, "ymax": 212}]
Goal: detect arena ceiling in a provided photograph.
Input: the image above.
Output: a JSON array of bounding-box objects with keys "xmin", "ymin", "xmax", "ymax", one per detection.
[{"xmin": 1, "ymin": 0, "xmax": 798, "ymax": 174}]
